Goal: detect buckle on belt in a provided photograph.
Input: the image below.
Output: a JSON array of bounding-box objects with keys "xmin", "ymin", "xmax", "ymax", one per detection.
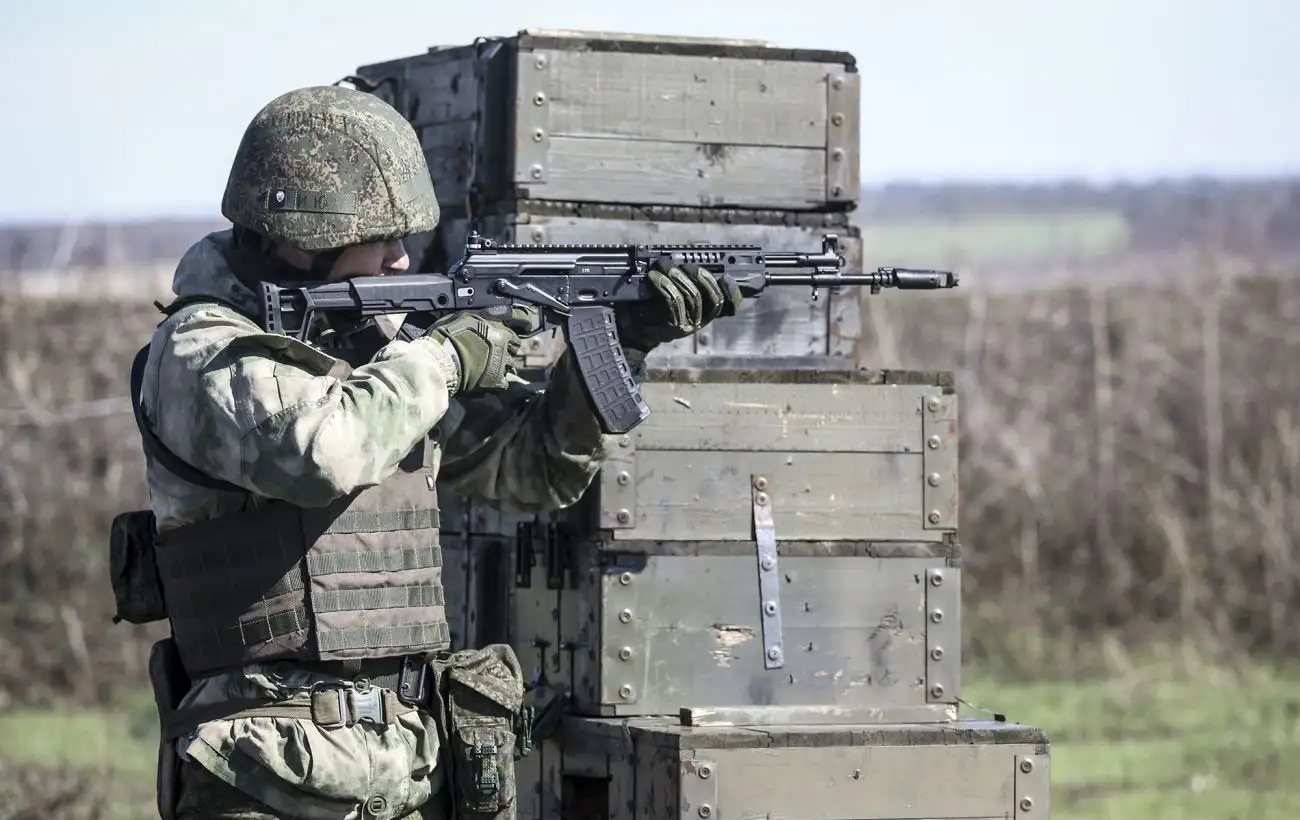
[
  {"xmin": 309, "ymin": 681, "xmax": 389, "ymax": 729},
  {"xmin": 397, "ymin": 654, "xmax": 429, "ymax": 707}
]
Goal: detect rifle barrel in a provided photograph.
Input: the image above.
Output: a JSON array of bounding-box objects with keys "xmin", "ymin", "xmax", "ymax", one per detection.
[{"xmin": 766, "ymin": 268, "xmax": 959, "ymax": 289}]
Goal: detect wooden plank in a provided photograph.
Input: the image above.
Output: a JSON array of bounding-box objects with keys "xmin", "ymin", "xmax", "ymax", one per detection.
[
  {"xmin": 699, "ymin": 743, "xmax": 1029, "ymax": 819},
  {"xmin": 569, "ymin": 714, "xmax": 1048, "ymax": 750},
  {"xmin": 626, "ymin": 381, "xmax": 929, "ymax": 453},
  {"xmin": 517, "ymin": 30, "xmax": 856, "ymax": 66},
  {"xmin": 436, "ymin": 483, "xmax": 535, "ymax": 535},
  {"xmin": 611, "ymin": 450, "xmax": 938, "ymax": 542},
  {"xmin": 697, "ymin": 285, "xmax": 829, "ymax": 357},
  {"xmin": 404, "ymin": 56, "xmax": 481, "ymax": 123},
  {"xmin": 537, "ymin": 49, "xmax": 830, "ymax": 148},
  {"xmin": 535, "ymin": 137, "xmax": 827, "ymax": 210},
  {"xmin": 596, "ymin": 556, "xmax": 934, "ymax": 714},
  {"xmin": 587, "ymin": 540, "xmax": 956, "ymax": 559},
  {"xmin": 678, "ymin": 704, "xmax": 953, "ymax": 727},
  {"xmin": 420, "ymin": 121, "xmax": 476, "ymax": 206}
]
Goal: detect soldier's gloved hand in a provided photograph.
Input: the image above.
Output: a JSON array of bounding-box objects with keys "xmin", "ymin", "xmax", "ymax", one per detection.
[
  {"xmin": 426, "ymin": 312, "xmax": 522, "ymax": 394},
  {"xmin": 615, "ymin": 257, "xmax": 743, "ymax": 353}
]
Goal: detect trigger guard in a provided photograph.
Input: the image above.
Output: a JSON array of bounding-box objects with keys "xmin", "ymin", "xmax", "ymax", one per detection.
[{"xmin": 479, "ymin": 304, "xmax": 543, "ymax": 336}]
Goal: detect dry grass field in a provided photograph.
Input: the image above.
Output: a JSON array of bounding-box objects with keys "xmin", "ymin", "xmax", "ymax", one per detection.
[{"xmin": 1, "ymin": 246, "xmax": 1299, "ymax": 818}]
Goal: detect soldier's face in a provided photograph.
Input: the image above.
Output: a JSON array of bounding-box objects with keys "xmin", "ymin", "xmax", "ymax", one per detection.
[{"xmin": 324, "ymin": 239, "xmax": 411, "ymax": 281}]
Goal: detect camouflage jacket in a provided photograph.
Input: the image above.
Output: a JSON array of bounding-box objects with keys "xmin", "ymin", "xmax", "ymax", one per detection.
[{"xmin": 139, "ymin": 230, "xmax": 630, "ymax": 817}]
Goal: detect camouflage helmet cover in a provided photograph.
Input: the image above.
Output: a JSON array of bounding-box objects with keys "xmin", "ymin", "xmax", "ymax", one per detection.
[{"xmin": 221, "ymin": 85, "xmax": 439, "ymax": 252}]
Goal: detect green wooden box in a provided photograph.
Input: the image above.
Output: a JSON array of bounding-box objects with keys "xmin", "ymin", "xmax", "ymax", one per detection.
[
  {"xmin": 355, "ymin": 29, "xmax": 861, "ymax": 217},
  {"xmin": 514, "ymin": 716, "xmax": 1051, "ymax": 820},
  {"xmin": 439, "ymin": 365, "xmax": 963, "ymax": 719}
]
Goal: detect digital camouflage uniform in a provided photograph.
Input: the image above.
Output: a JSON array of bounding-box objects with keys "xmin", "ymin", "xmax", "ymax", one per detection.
[
  {"xmin": 118, "ymin": 85, "xmax": 739, "ymax": 820},
  {"xmin": 141, "ymin": 229, "xmax": 616, "ymax": 819}
]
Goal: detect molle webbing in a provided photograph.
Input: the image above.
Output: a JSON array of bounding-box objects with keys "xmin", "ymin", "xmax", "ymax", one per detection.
[{"xmin": 155, "ymin": 473, "xmax": 449, "ymax": 678}]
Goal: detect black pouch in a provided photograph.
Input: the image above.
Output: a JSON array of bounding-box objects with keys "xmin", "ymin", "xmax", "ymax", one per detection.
[
  {"xmin": 149, "ymin": 637, "xmax": 192, "ymax": 820},
  {"xmin": 108, "ymin": 509, "xmax": 168, "ymax": 624},
  {"xmin": 430, "ymin": 644, "xmax": 527, "ymax": 820}
]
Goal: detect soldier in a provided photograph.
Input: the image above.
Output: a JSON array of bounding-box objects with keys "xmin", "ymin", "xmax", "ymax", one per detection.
[{"xmin": 129, "ymin": 85, "xmax": 740, "ymax": 820}]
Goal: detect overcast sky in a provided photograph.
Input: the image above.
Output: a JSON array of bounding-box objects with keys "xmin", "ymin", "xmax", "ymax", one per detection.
[{"xmin": 1, "ymin": 0, "xmax": 1295, "ymax": 223}]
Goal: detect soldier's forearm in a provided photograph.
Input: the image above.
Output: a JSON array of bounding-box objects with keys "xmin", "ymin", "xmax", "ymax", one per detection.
[
  {"xmin": 150, "ymin": 323, "xmax": 460, "ymax": 508},
  {"xmin": 234, "ymin": 336, "xmax": 460, "ymax": 506},
  {"xmin": 435, "ymin": 346, "xmax": 649, "ymax": 512}
]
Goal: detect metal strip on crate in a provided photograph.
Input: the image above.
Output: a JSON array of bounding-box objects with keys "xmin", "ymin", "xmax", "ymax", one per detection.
[
  {"xmin": 921, "ymin": 393, "xmax": 959, "ymax": 530},
  {"xmin": 924, "ymin": 567, "xmax": 961, "ymax": 702},
  {"xmin": 824, "ymin": 71, "xmax": 860, "ymax": 204},
  {"xmin": 751, "ymin": 474, "xmax": 784, "ymax": 669},
  {"xmin": 1014, "ymin": 753, "xmax": 1051, "ymax": 817}
]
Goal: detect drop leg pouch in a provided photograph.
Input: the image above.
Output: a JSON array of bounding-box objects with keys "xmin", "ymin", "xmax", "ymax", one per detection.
[{"xmin": 427, "ymin": 645, "xmax": 526, "ymax": 820}]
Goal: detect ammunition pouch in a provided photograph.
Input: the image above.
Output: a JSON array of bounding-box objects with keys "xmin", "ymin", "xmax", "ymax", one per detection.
[
  {"xmin": 148, "ymin": 638, "xmax": 193, "ymax": 820},
  {"xmin": 109, "ymin": 509, "xmax": 168, "ymax": 625},
  {"xmin": 428, "ymin": 644, "xmax": 529, "ymax": 820}
]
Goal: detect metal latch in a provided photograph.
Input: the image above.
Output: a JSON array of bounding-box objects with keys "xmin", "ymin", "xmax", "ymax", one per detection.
[
  {"xmin": 515, "ymin": 520, "xmax": 569, "ymax": 589},
  {"xmin": 514, "ymin": 520, "xmax": 538, "ymax": 588},
  {"xmin": 752, "ymin": 474, "xmax": 784, "ymax": 669}
]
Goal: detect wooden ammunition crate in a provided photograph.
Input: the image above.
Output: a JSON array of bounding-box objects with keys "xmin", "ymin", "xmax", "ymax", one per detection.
[
  {"xmin": 355, "ymin": 29, "xmax": 861, "ymax": 216},
  {"xmin": 439, "ymin": 365, "xmax": 963, "ymax": 720},
  {"xmin": 515, "ymin": 716, "xmax": 1051, "ymax": 820}
]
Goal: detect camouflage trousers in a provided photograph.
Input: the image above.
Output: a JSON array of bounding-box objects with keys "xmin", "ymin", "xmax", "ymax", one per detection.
[{"xmin": 176, "ymin": 761, "xmax": 450, "ymax": 820}]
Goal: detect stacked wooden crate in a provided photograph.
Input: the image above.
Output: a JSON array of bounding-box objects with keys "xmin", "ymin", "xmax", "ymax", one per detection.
[
  {"xmin": 355, "ymin": 30, "xmax": 1050, "ymax": 820},
  {"xmin": 357, "ymin": 29, "xmax": 863, "ymax": 367}
]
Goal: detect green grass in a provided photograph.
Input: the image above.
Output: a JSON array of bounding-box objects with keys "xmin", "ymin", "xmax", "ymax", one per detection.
[
  {"xmin": 961, "ymin": 655, "xmax": 1300, "ymax": 819},
  {"xmin": 1, "ymin": 653, "xmax": 1297, "ymax": 819},
  {"xmin": 0, "ymin": 691, "xmax": 157, "ymax": 819}
]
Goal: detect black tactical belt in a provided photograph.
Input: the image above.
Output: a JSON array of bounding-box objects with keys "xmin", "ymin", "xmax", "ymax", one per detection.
[{"xmin": 273, "ymin": 655, "xmax": 431, "ymax": 707}]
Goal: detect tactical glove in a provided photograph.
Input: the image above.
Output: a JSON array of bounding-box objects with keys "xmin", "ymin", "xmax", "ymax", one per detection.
[
  {"xmin": 426, "ymin": 312, "xmax": 522, "ymax": 394},
  {"xmin": 615, "ymin": 258, "xmax": 743, "ymax": 353}
]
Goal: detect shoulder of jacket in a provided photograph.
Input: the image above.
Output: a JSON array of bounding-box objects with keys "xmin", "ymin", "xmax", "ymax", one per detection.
[{"xmin": 155, "ymin": 295, "xmax": 258, "ymax": 330}]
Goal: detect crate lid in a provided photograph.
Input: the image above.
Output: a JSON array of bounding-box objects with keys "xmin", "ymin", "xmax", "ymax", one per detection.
[
  {"xmin": 419, "ymin": 28, "xmax": 855, "ymax": 66},
  {"xmin": 516, "ymin": 28, "xmax": 780, "ymax": 48}
]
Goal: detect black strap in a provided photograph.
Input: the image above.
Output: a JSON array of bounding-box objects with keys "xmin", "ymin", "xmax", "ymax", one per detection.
[{"xmin": 131, "ymin": 327, "xmax": 246, "ymax": 494}]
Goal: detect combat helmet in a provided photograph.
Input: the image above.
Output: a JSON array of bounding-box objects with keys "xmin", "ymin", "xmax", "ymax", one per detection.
[{"xmin": 221, "ymin": 85, "xmax": 439, "ymax": 255}]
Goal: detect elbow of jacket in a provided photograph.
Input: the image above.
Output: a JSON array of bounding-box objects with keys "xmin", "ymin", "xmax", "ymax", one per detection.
[
  {"xmin": 265, "ymin": 453, "xmax": 371, "ymax": 508},
  {"xmin": 524, "ymin": 458, "xmax": 603, "ymax": 514}
]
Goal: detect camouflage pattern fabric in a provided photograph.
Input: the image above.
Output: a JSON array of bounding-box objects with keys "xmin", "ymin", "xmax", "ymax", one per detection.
[
  {"xmin": 138, "ymin": 229, "xmax": 628, "ymax": 818},
  {"xmin": 139, "ymin": 230, "xmax": 623, "ymax": 530},
  {"xmin": 175, "ymin": 760, "xmax": 447, "ymax": 819},
  {"xmin": 175, "ymin": 663, "xmax": 446, "ymax": 820},
  {"xmin": 221, "ymin": 86, "xmax": 441, "ymax": 252}
]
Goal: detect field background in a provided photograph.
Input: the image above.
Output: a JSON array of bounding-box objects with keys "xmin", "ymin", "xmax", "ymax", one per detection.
[{"xmin": 3, "ymin": 178, "xmax": 1300, "ymax": 819}]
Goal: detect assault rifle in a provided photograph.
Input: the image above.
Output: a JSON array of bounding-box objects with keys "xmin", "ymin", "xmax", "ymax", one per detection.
[{"xmin": 260, "ymin": 231, "xmax": 959, "ymax": 435}]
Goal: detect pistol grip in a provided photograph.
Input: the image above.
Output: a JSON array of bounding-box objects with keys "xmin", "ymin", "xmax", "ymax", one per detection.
[{"xmin": 564, "ymin": 306, "xmax": 651, "ymax": 435}]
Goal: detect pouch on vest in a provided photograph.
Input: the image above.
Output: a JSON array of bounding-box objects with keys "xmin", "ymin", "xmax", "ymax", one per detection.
[
  {"xmin": 149, "ymin": 637, "xmax": 192, "ymax": 820},
  {"xmin": 429, "ymin": 644, "xmax": 526, "ymax": 820},
  {"xmin": 108, "ymin": 509, "xmax": 168, "ymax": 624}
]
